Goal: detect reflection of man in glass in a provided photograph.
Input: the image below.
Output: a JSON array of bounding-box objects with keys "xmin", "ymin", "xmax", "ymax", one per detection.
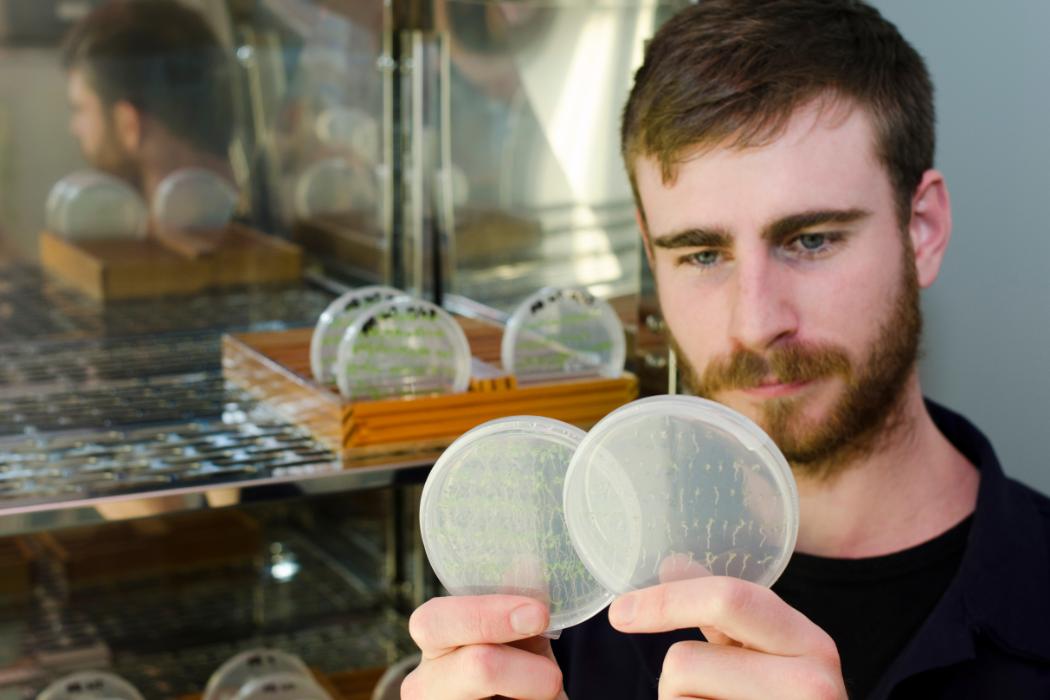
[{"xmin": 61, "ymin": 0, "xmax": 234, "ymax": 202}]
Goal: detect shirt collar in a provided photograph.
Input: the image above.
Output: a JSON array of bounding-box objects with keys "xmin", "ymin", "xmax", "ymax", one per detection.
[{"xmin": 875, "ymin": 401, "xmax": 1050, "ymax": 694}]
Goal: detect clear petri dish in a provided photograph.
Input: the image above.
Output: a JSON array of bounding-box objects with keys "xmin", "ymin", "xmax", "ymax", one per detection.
[
  {"xmin": 203, "ymin": 649, "xmax": 311, "ymax": 700},
  {"xmin": 309, "ymin": 285, "xmax": 406, "ymax": 385},
  {"xmin": 420, "ymin": 417, "xmax": 614, "ymax": 632},
  {"xmin": 152, "ymin": 167, "xmax": 238, "ymax": 232},
  {"xmin": 502, "ymin": 287, "xmax": 625, "ymax": 384},
  {"xmin": 38, "ymin": 671, "xmax": 145, "ymax": 700},
  {"xmin": 234, "ymin": 672, "xmax": 331, "ymax": 700},
  {"xmin": 334, "ymin": 298, "xmax": 471, "ymax": 401},
  {"xmin": 46, "ymin": 171, "xmax": 148, "ymax": 241},
  {"xmin": 314, "ymin": 106, "xmax": 380, "ymax": 165},
  {"xmin": 564, "ymin": 395, "xmax": 799, "ymax": 594},
  {"xmin": 293, "ymin": 157, "xmax": 374, "ymax": 219}
]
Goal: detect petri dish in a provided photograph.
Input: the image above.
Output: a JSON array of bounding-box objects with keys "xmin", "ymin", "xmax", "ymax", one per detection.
[
  {"xmin": 334, "ymin": 298, "xmax": 471, "ymax": 400},
  {"xmin": 46, "ymin": 170, "xmax": 148, "ymax": 241},
  {"xmin": 234, "ymin": 672, "xmax": 331, "ymax": 700},
  {"xmin": 420, "ymin": 417, "xmax": 614, "ymax": 633},
  {"xmin": 153, "ymin": 167, "xmax": 238, "ymax": 232},
  {"xmin": 203, "ymin": 649, "xmax": 311, "ymax": 700},
  {"xmin": 315, "ymin": 106, "xmax": 380, "ymax": 164},
  {"xmin": 564, "ymin": 395, "xmax": 799, "ymax": 594},
  {"xmin": 293, "ymin": 157, "xmax": 374, "ymax": 219},
  {"xmin": 309, "ymin": 285, "xmax": 405, "ymax": 385},
  {"xmin": 38, "ymin": 671, "xmax": 145, "ymax": 700},
  {"xmin": 502, "ymin": 287, "xmax": 625, "ymax": 384}
]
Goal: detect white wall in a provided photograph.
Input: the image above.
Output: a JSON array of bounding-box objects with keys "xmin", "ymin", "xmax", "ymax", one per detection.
[{"xmin": 871, "ymin": 1, "xmax": 1050, "ymax": 493}]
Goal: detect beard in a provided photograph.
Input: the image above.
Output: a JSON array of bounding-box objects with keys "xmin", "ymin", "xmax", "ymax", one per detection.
[{"xmin": 672, "ymin": 242, "xmax": 921, "ymax": 482}]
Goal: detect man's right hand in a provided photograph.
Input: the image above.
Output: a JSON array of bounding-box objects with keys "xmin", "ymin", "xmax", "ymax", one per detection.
[{"xmin": 401, "ymin": 594, "xmax": 568, "ymax": 699}]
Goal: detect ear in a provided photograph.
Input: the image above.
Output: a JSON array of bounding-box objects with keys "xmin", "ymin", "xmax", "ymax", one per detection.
[
  {"xmin": 637, "ymin": 208, "xmax": 655, "ymax": 270},
  {"xmin": 908, "ymin": 169, "xmax": 952, "ymax": 288},
  {"xmin": 111, "ymin": 100, "xmax": 142, "ymax": 154}
]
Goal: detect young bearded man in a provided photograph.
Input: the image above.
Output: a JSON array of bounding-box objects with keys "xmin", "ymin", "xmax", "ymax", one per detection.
[
  {"xmin": 61, "ymin": 0, "xmax": 234, "ymax": 202},
  {"xmin": 403, "ymin": 1, "xmax": 1050, "ymax": 698}
]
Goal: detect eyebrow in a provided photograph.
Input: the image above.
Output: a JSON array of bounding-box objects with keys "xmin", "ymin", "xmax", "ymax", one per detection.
[{"xmin": 650, "ymin": 208, "xmax": 872, "ymax": 250}]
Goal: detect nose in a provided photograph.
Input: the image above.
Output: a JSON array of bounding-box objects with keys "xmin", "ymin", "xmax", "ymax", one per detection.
[{"xmin": 727, "ymin": 252, "xmax": 799, "ymax": 351}]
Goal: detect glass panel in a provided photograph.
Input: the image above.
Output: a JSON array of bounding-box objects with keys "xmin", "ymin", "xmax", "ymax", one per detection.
[
  {"xmin": 435, "ymin": 0, "xmax": 686, "ymax": 311},
  {"xmin": 227, "ymin": 0, "xmax": 393, "ymax": 284}
]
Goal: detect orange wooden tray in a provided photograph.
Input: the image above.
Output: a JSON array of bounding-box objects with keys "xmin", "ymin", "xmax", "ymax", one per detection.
[
  {"xmin": 222, "ymin": 318, "xmax": 638, "ymax": 466},
  {"xmin": 40, "ymin": 225, "xmax": 301, "ymax": 301}
]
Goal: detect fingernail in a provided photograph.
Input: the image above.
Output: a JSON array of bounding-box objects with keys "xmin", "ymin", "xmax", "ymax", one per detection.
[
  {"xmin": 510, "ymin": 604, "xmax": 545, "ymax": 635},
  {"xmin": 610, "ymin": 594, "xmax": 636, "ymax": 626}
]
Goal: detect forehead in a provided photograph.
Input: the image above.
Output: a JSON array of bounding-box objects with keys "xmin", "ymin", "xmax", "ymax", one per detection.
[
  {"xmin": 635, "ymin": 101, "xmax": 891, "ymax": 232},
  {"xmin": 67, "ymin": 69, "xmax": 99, "ymax": 102}
]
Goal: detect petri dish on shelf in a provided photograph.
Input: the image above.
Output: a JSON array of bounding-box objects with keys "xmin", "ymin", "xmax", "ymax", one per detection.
[
  {"xmin": 420, "ymin": 416, "xmax": 614, "ymax": 633},
  {"xmin": 309, "ymin": 285, "xmax": 406, "ymax": 385},
  {"xmin": 234, "ymin": 672, "xmax": 331, "ymax": 700},
  {"xmin": 38, "ymin": 671, "xmax": 145, "ymax": 700},
  {"xmin": 152, "ymin": 167, "xmax": 238, "ymax": 232},
  {"xmin": 563, "ymin": 395, "xmax": 799, "ymax": 594},
  {"xmin": 293, "ymin": 157, "xmax": 374, "ymax": 219},
  {"xmin": 46, "ymin": 170, "xmax": 148, "ymax": 241},
  {"xmin": 203, "ymin": 649, "xmax": 312, "ymax": 700},
  {"xmin": 501, "ymin": 287, "xmax": 625, "ymax": 384},
  {"xmin": 334, "ymin": 298, "xmax": 471, "ymax": 401}
]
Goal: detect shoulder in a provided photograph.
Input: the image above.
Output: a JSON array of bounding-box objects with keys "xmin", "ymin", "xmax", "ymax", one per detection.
[{"xmin": 1006, "ymin": 477, "xmax": 1050, "ymax": 544}]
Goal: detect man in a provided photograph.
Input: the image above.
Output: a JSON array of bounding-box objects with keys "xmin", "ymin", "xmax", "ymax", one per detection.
[
  {"xmin": 61, "ymin": 0, "xmax": 234, "ymax": 204},
  {"xmin": 403, "ymin": 1, "xmax": 1050, "ymax": 698}
]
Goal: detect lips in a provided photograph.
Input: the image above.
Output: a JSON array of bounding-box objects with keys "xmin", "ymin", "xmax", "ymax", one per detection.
[{"xmin": 740, "ymin": 378, "xmax": 811, "ymax": 398}]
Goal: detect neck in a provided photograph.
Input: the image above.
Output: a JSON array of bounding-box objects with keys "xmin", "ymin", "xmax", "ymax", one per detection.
[
  {"xmin": 137, "ymin": 129, "xmax": 232, "ymax": 202},
  {"xmin": 792, "ymin": 374, "xmax": 979, "ymax": 558}
]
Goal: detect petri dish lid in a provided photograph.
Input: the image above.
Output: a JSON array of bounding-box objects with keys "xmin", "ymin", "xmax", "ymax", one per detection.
[
  {"xmin": 293, "ymin": 157, "xmax": 374, "ymax": 219},
  {"xmin": 564, "ymin": 395, "xmax": 799, "ymax": 594},
  {"xmin": 334, "ymin": 298, "xmax": 471, "ymax": 401},
  {"xmin": 314, "ymin": 106, "xmax": 380, "ymax": 164},
  {"xmin": 203, "ymin": 649, "xmax": 311, "ymax": 700},
  {"xmin": 37, "ymin": 671, "xmax": 145, "ymax": 700},
  {"xmin": 420, "ymin": 416, "xmax": 614, "ymax": 632},
  {"xmin": 234, "ymin": 672, "xmax": 331, "ymax": 700},
  {"xmin": 48, "ymin": 171, "xmax": 148, "ymax": 241},
  {"xmin": 153, "ymin": 167, "xmax": 238, "ymax": 232},
  {"xmin": 501, "ymin": 287, "xmax": 625, "ymax": 384},
  {"xmin": 309, "ymin": 285, "xmax": 406, "ymax": 385}
]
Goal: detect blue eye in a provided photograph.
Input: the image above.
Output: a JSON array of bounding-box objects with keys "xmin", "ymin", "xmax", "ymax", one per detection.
[
  {"xmin": 797, "ymin": 233, "xmax": 827, "ymax": 251},
  {"xmin": 688, "ymin": 250, "xmax": 721, "ymax": 266}
]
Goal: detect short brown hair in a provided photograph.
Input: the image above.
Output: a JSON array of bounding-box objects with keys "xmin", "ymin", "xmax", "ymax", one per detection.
[
  {"xmin": 622, "ymin": 0, "xmax": 934, "ymax": 225},
  {"xmin": 61, "ymin": 0, "xmax": 233, "ymax": 158}
]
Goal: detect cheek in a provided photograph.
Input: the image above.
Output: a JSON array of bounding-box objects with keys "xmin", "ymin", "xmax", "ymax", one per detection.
[{"xmin": 654, "ymin": 265, "xmax": 728, "ymax": 362}]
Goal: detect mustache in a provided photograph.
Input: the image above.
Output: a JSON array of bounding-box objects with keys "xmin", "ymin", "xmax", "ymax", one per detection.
[{"xmin": 695, "ymin": 343, "xmax": 852, "ymax": 394}]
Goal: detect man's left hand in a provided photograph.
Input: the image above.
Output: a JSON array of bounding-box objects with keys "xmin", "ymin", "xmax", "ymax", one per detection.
[{"xmin": 608, "ymin": 576, "xmax": 847, "ymax": 699}]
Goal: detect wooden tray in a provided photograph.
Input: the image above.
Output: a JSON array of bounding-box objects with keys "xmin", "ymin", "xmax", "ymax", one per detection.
[
  {"xmin": 222, "ymin": 318, "xmax": 638, "ymax": 466},
  {"xmin": 36, "ymin": 510, "xmax": 261, "ymax": 590},
  {"xmin": 40, "ymin": 224, "xmax": 302, "ymax": 301}
]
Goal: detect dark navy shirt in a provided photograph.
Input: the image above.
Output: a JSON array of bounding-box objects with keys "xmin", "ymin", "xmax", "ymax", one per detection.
[{"xmin": 551, "ymin": 403, "xmax": 1050, "ymax": 698}]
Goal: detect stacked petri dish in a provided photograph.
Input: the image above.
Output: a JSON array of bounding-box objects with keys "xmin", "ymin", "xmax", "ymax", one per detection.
[
  {"xmin": 309, "ymin": 286, "xmax": 406, "ymax": 386},
  {"xmin": 152, "ymin": 168, "xmax": 239, "ymax": 233},
  {"xmin": 333, "ymin": 297, "xmax": 471, "ymax": 401},
  {"xmin": 203, "ymin": 649, "xmax": 331, "ymax": 700},
  {"xmin": 45, "ymin": 171, "xmax": 149, "ymax": 241},
  {"xmin": 419, "ymin": 395, "xmax": 799, "ymax": 629},
  {"xmin": 37, "ymin": 671, "xmax": 145, "ymax": 700},
  {"xmin": 501, "ymin": 287, "xmax": 626, "ymax": 384},
  {"xmin": 419, "ymin": 417, "xmax": 613, "ymax": 634}
]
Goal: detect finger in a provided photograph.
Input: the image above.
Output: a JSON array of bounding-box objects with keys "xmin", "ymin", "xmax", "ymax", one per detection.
[
  {"xmin": 609, "ymin": 577, "xmax": 837, "ymax": 660},
  {"xmin": 409, "ymin": 595, "xmax": 549, "ymax": 659},
  {"xmin": 401, "ymin": 643, "xmax": 564, "ymax": 700},
  {"xmin": 657, "ymin": 640, "xmax": 845, "ymax": 700}
]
